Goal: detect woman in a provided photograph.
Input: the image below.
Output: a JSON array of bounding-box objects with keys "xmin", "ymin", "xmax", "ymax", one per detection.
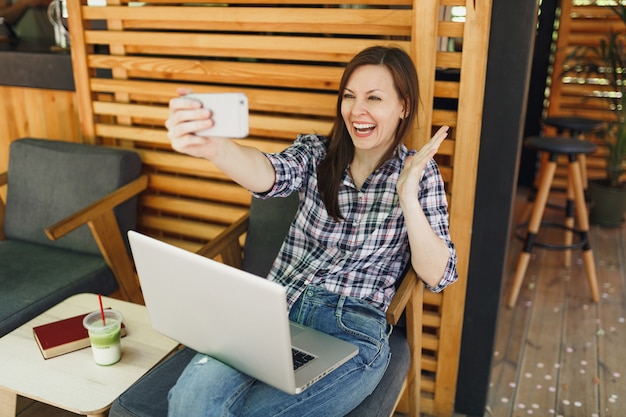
[{"xmin": 165, "ymin": 45, "xmax": 457, "ymax": 417}]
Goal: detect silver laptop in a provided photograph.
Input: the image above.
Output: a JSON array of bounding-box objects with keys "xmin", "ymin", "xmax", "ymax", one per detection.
[{"xmin": 127, "ymin": 230, "xmax": 358, "ymax": 395}]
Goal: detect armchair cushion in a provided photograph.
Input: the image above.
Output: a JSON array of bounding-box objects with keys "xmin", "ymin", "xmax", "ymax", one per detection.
[
  {"xmin": 241, "ymin": 194, "xmax": 299, "ymax": 277},
  {"xmin": 0, "ymin": 240, "xmax": 117, "ymax": 338}
]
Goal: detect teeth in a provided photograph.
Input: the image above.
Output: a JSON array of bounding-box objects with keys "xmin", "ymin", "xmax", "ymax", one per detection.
[{"xmin": 354, "ymin": 123, "xmax": 375, "ymax": 130}]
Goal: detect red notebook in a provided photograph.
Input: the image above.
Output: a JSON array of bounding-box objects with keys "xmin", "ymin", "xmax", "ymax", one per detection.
[{"xmin": 33, "ymin": 310, "xmax": 126, "ymax": 359}]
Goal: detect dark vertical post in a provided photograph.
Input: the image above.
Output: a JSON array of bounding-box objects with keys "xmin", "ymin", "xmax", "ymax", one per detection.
[{"xmin": 453, "ymin": 0, "xmax": 557, "ymax": 414}]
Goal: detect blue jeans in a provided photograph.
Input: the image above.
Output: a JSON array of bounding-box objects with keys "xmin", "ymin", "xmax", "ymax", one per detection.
[{"xmin": 167, "ymin": 285, "xmax": 391, "ymax": 417}]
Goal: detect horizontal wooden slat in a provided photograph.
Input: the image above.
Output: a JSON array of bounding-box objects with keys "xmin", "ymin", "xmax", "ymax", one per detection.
[
  {"xmin": 437, "ymin": 51, "xmax": 463, "ymax": 69},
  {"xmin": 155, "ymin": 235, "xmax": 205, "ymax": 253},
  {"xmin": 93, "ymin": 101, "xmax": 168, "ymax": 120},
  {"xmin": 440, "ymin": 0, "xmax": 466, "ymax": 5},
  {"xmin": 133, "ymin": 148, "xmax": 228, "ymax": 179},
  {"xmin": 81, "ymin": 6, "xmax": 413, "ymax": 36},
  {"xmin": 422, "ymin": 333, "xmax": 439, "ymax": 352},
  {"xmin": 148, "ymin": 233, "xmax": 246, "ymax": 256},
  {"xmin": 135, "ymin": 144, "xmax": 309, "ymax": 176},
  {"xmin": 423, "ymin": 310, "xmax": 441, "ymax": 329},
  {"xmin": 568, "ymin": 32, "xmax": 623, "ymax": 46},
  {"xmin": 90, "ymin": 79, "xmax": 338, "ymax": 116},
  {"xmin": 141, "ymin": 194, "xmax": 248, "ymax": 224},
  {"xmin": 250, "ymin": 117, "xmax": 333, "ymax": 139},
  {"xmin": 423, "ymin": 291, "xmax": 443, "ymax": 307},
  {"xmin": 139, "ymin": 213, "xmax": 226, "ymax": 240},
  {"xmin": 95, "ymin": 124, "xmax": 168, "ymax": 144},
  {"xmin": 95, "ymin": 116, "xmax": 330, "ymax": 144},
  {"xmin": 422, "ymin": 356, "xmax": 438, "ymax": 373},
  {"xmin": 435, "ymin": 80, "xmax": 461, "ymax": 98},
  {"xmin": 439, "ymin": 21, "xmax": 465, "ymax": 38},
  {"xmin": 86, "ymin": 56, "xmax": 345, "ymax": 90},
  {"xmin": 421, "ymin": 373, "xmax": 436, "ymax": 391},
  {"xmin": 86, "ymin": 31, "xmax": 411, "ymax": 63},
  {"xmin": 91, "ymin": 102, "xmax": 334, "ymax": 139},
  {"xmin": 148, "ymin": 174, "xmax": 251, "ymax": 206},
  {"xmin": 569, "ymin": 5, "xmax": 618, "ymax": 18},
  {"xmin": 432, "ymin": 109, "xmax": 459, "ymax": 127},
  {"xmin": 135, "ymin": 0, "xmax": 413, "ymax": 5}
]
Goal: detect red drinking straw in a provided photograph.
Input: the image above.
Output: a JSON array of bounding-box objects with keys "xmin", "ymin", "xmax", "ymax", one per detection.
[{"xmin": 98, "ymin": 293, "xmax": 106, "ymax": 325}]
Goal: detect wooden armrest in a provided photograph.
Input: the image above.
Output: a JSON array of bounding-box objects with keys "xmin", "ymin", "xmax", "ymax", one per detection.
[
  {"xmin": 386, "ymin": 268, "xmax": 422, "ymax": 325},
  {"xmin": 387, "ymin": 266, "xmax": 424, "ymax": 417},
  {"xmin": 45, "ymin": 175, "xmax": 148, "ymax": 240},
  {"xmin": 196, "ymin": 212, "xmax": 249, "ymax": 269},
  {"xmin": 44, "ymin": 174, "xmax": 149, "ymax": 305}
]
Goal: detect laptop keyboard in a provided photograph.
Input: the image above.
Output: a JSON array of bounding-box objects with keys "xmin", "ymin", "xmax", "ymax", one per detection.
[{"xmin": 292, "ymin": 348, "xmax": 315, "ymax": 370}]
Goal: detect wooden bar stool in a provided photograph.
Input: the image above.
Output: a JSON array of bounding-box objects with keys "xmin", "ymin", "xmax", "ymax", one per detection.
[
  {"xmin": 543, "ymin": 116, "xmax": 604, "ymax": 138},
  {"xmin": 520, "ymin": 116, "xmax": 603, "ymax": 266},
  {"xmin": 508, "ymin": 136, "xmax": 600, "ymax": 308},
  {"xmin": 543, "ymin": 116, "xmax": 603, "ymax": 196},
  {"xmin": 544, "ymin": 117, "xmax": 603, "ymax": 264}
]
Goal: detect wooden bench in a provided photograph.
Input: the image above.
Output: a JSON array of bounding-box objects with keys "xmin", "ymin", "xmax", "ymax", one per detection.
[{"xmin": 67, "ymin": 0, "xmax": 492, "ymax": 414}]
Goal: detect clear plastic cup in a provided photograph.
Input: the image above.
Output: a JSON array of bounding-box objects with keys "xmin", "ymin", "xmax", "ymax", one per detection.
[{"xmin": 83, "ymin": 309, "xmax": 123, "ymax": 365}]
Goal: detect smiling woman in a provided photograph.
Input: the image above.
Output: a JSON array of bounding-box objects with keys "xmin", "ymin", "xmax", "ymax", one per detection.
[{"xmin": 164, "ymin": 45, "xmax": 458, "ymax": 416}]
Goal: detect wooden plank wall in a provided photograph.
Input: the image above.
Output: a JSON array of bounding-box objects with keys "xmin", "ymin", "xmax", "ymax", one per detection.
[
  {"xmin": 66, "ymin": 0, "xmax": 492, "ymax": 415},
  {"xmin": 0, "ymin": 86, "xmax": 81, "ymax": 202},
  {"xmin": 546, "ymin": 1, "xmax": 621, "ymax": 184},
  {"xmin": 0, "ymin": 86, "xmax": 81, "ymax": 173}
]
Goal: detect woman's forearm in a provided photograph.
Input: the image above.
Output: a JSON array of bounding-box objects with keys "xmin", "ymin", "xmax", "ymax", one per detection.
[{"xmin": 209, "ymin": 139, "xmax": 276, "ymax": 193}]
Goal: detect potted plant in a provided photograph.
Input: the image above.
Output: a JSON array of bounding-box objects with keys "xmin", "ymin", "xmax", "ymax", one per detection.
[{"xmin": 563, "ymin": 4, "xmax": 626, "ymax": 227}]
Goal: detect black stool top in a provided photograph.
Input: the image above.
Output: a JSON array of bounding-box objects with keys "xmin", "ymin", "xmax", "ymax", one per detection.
[
  {"xmin": 525, "ymin": 136, "xmax": 598, "ymax": 155},
  {"xmin": 543, "ymin": 116, "xmax": 604, "ymax": 134}
]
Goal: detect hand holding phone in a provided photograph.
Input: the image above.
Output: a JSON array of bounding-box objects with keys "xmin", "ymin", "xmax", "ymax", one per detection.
[{"xmin": 184, "ymin": 93, "xmax": 249, "ymax": 139}]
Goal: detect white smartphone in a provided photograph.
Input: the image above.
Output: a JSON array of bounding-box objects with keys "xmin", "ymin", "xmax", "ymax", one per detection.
[{"xmin": 184, "ymin": 92, "xmax": 249, "ymax": 138}]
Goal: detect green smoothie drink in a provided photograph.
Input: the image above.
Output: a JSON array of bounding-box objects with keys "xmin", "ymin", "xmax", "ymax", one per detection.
[{"xmin": 83, "ymin": 309, "xmax": 123, "ymax": 365}]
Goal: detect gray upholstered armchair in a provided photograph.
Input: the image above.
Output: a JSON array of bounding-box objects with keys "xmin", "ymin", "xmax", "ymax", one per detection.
[
  {"xmin": 110, "ymin": 194, "xmax": 424, "ymax": 417},
  {"xmin": 0, "ymin": 138, "xmax": 147, "ymax": 338}
]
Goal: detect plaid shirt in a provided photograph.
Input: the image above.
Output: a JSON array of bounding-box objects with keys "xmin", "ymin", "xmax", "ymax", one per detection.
[{"xmin": 255, "ymin": 134, "xmax": 457, "ymax": 312}]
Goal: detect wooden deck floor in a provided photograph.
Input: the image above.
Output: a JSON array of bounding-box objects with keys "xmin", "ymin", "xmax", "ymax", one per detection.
[
  {"xmin": 15, "ymin": 189, "xmax": 626, "ymax": 417},
  {"xmin": 485, "ymin": 188, "xmax": 626, "ymax": 417}
]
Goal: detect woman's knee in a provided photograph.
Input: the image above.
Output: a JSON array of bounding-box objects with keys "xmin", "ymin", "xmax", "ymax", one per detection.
[{"xmin": 168, "ymin": 354, "xmax": 254, "ymax": 417}]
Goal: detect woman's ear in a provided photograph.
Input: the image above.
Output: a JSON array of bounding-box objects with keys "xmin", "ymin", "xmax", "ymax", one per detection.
[{"xmin": 403, "ymin": 98, "xmax": 411, "ymax": 119}]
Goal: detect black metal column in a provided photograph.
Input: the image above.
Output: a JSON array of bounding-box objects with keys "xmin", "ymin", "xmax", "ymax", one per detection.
[{"xmin": 453, "ymin": 0, "xmax": 556, "ymax": 414}]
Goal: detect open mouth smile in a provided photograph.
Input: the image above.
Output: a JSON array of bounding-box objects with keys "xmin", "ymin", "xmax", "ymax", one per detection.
[{"xmin": 353, "ymin": 123, "xmax": 376, "ymax": 135}]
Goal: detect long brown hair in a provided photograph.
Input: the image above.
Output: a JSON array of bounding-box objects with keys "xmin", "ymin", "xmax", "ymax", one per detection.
[{"xmin": 317, "ymin": 45, "xmax": 419, "ymax": 220}]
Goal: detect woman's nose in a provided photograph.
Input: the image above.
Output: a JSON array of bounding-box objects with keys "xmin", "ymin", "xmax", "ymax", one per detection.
[{"xmin": 350, "ymin": 99, "xmax": 368, "ymax": 115}]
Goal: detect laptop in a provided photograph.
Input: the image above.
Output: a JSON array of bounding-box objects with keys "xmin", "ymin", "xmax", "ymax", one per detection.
[{"xmin": 127, "ymin": 230, "xmax": 358, "ymax": 395}]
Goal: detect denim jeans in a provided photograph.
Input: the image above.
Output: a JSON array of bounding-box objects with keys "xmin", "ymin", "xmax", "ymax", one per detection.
[{"xmin": 167, "ymin": 285, "xmax": 391, "ymax": 417}]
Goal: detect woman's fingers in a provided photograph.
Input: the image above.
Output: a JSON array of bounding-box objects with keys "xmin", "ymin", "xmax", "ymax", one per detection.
[
  {"xmin": 165, "ymin": 89, "xmax": 219, "ymax": 157},
  {"xmin": 410, "ymin": 126, "xmax": 449, "ymax": 168}
]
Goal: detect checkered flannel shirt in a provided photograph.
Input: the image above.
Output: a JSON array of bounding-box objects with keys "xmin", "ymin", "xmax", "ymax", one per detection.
[{"xmin": 254, "ymin": 134, "xmax": 457, "ymax": 312}]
